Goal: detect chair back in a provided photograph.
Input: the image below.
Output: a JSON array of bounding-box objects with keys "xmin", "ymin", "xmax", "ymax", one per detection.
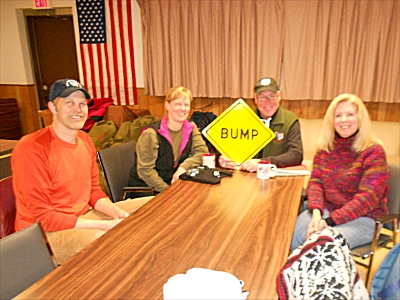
[
  {"xmin": 39, "ymin": 109, "xmax": 53, "ymax": 127},
  {"xmin": 0, "ymin": 176, "xmax": 16, "ymax": 239},
  {"xmin": 388, "ymin": 162, "xmax": 400, "ymax": 215},
  {"xmin": 0, "ymin": 222, "xmax": 57, "ymax": 299},
  {"xmin": 97, "ymin": 140, "xmax": 136, "ymax": 202}
]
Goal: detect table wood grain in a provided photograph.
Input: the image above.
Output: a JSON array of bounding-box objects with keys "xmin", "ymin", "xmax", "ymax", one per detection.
[{"xmin": 16, "ymin": 170, "xmax": 304, "ymax": 299}]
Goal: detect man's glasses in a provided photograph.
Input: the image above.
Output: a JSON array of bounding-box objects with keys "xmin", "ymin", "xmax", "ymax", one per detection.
[{"xmin": 257, "ymin": 94, "xmax": 277, "ymax": 102}]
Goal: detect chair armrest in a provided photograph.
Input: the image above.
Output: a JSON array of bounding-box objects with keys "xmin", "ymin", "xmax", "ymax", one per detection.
[
  {"xmin": 370, "ymin": 213, "xmax": 399, "ymax": 253},
  {"xmin": 121, "ymin": 186, "xmax": 155, "ymax": 201},
  {"xmin": 376, "ymin": 213, "xmax": 399, "ymax": 224}
]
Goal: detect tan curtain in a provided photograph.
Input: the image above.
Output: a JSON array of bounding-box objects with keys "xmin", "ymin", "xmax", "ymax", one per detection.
[
  {"xmin": 138, "ymin": 0, "xmax": 399, "ymax": 103},
  {"xmin": 282, "ymin": 0, "xmax": 399, "ymax": 102},
  {"xmin": 138, "ymin": 0, "xmax": 284, "ymax": 98}
]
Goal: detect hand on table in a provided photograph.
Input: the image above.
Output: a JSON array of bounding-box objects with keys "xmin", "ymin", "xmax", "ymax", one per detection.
[
  {"xmin": 171, "ymin": 166, "xmax": 186, "ymax": 184},
  {"xmin": 77, "ymin": 199, "xmax": 130, "ymax": 231},
  {"xmin": 95, "ymin": 198, "xmax": 129, "ymax": 219},
  {"xmin": 218, "ymin": 155, "xmax": 237, "ymax": 170},
  {"xmin": 109, "ymin": 205, "xmax": 129, "ymax": 219},
  {"xmin": 75, "ymin": 217, "xmax": 125, "ymax": 231},
  {"xmin": 219, "ymin": 156, "xmax": 261, "ymax": 172},
  {"xmin": 239, "ymin": 159, "xmax": 261, "ymax": 172}
]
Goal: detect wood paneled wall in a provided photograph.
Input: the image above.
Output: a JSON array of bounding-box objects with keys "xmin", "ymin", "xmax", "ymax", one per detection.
[
  {"xmin": 1, "ymin": 85, "xmax": 398, "ymax": 137},
  {"xmin": 0, "ymin": 84, "xmax": 41, "ymax": 135},
  {"xmin": 137, "ymin": 89, "xmax": 400, "ymax": 122}
]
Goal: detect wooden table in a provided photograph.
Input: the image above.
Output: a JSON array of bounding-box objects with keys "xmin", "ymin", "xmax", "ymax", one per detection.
[{"xmin": 16, "ymin": 171, "xmax": 304, "ymax": 299}]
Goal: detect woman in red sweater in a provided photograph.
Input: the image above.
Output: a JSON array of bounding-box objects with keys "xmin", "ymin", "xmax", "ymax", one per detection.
[{"xmin": 291, "ymin": 94, "xmax": 389, "ymax": 251}]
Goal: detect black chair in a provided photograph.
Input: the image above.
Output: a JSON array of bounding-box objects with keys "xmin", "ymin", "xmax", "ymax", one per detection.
[
  {"xmin": 97, "ymin": 140, "xmax": 155, "ymax": 202},
  {"xmin": 352, "ymin": 162, "xmax": 400, "ymax": 287},
  {"xmin": 0, "ymin": 222, "xmax": 57, "ymax": 299}
]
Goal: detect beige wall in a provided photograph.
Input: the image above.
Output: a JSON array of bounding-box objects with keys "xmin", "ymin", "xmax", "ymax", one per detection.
[{"xmin": 0, "ymin": 0, "xmax": 144, "ymax": 86}]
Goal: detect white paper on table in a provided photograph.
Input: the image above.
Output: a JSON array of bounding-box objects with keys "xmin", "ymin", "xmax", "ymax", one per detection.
[
  {"xmin": 273, "ymin": 169, "xmax": 311, "ymax": 176},
  {"xmin": 163, "ymin": 268, "xmax": 249, "ymax": 300}
]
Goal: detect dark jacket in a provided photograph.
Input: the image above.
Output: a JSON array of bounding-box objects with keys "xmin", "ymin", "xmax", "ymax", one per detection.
[
  {"xmin": 128, "ymin": 119, "xmax": 193, "ymax": 188},
  {"xmin": 254, "ymin": 107, "xmax": 303, "ymax": 167}
]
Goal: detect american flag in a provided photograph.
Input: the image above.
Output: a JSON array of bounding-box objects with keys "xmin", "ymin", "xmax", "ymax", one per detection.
[{"xmin": 76, "ymin": 0, "xmax": 137, "ymax": 105}]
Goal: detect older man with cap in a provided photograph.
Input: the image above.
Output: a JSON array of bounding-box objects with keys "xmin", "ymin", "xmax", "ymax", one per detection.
[
  {"xmin": 11, "ymin": 78, "xmax": 152, "ymax": 264},
  {"xmin": 219, "ymin": 77, "xmax": 303, "ymax": 171}
]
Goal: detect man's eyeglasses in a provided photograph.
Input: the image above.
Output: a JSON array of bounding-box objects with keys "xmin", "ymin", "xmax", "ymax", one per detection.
[{"xmin": 257, "ymin": 94, "xmax": 277, "ymax": 101}]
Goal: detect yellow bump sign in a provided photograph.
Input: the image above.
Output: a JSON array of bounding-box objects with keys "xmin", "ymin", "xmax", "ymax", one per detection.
[{"xmin": 202, "ymin": 99, "xmax": 275, "ymax": 166}]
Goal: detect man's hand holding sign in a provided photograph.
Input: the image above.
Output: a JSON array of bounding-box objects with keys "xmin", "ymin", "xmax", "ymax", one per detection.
[
  {"xmin": 202, "ymin": 99, "xmax": 275, "ymax": 170},
  {"xmin": 204, "ymin": 77, "xmax": 304, "ymax": 172}
]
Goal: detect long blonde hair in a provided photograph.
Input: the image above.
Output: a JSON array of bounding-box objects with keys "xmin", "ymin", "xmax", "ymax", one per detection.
[{"xmin": 316, "ymin": 94, "xmax": 381, "ymax": 153}]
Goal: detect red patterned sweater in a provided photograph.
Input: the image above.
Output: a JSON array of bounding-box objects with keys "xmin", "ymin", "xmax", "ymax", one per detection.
[{"xmin": 307, "ymin": 135, "xmax": 389, "ymax": 225}]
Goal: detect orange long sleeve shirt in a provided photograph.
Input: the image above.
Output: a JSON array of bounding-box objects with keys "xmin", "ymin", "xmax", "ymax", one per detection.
[{"xmin": 12, "ymin": 126, "xmax": 107, "ymax": 232}]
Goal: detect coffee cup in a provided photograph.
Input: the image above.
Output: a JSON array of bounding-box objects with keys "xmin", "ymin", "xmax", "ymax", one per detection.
[
  {"xmin": 202, "ymin": 153, "xmax": 216, "ymax": 168},
  {"xmin": 257, "ymin": 161, "xmax": 277, "ymax": 179}
]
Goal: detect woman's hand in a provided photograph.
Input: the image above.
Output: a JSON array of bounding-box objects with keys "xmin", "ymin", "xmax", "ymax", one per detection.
[
  {"xmin": 218, "ymin": 155, "xmax": 236, "ymax": 169},
  {"xmin": 171, "ymin": 167, "xmax": 186, "ymax": 184},
  {"xmin": 306, "ymin": 209, "xmax": 326, "ymax": 239}
]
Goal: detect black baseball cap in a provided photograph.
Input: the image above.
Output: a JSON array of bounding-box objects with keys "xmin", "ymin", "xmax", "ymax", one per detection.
[{"xmin": 49, "ymin": 79, "xmax": 91, "ymax": 101}]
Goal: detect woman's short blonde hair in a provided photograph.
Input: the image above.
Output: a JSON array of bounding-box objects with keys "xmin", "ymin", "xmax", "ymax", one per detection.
[
  {"xmin": 165, "ymin": 86, "xmax": 193, "ymax": 103},
  {"xmin": 316, "ymin": 93, "xmax": 381, "ymax": 153}
]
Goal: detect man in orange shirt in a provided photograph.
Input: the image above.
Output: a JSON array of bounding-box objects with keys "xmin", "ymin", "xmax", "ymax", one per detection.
[{"xmin": 12, "ymin": 79, "xmax": 152, "ymax": 264}]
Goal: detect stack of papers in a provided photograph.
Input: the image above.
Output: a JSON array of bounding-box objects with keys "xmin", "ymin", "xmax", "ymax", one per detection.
[{"xmin": 273, "ymin": 169, "xmax": 311, "ymax": 176}]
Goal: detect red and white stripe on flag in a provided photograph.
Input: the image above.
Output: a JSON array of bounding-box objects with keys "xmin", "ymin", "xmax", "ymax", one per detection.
[{"xmin": 77, "ymin": 0, "xmax": 137, "ymax": 105}]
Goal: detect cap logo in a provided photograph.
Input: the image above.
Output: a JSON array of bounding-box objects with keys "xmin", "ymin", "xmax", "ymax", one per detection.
[
  {"xmin": 65, "ymin": 79, "xmax": 83, "ymax": 88},
  {"xmin": 261, "ymin": 78, "xmax": 271, "ymax": 86}
]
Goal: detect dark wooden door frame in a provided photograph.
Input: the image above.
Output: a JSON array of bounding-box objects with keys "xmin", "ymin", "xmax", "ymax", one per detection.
[{"xmin": 23, "ymin": 7, "xmax": 79, "ymax": 110}]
